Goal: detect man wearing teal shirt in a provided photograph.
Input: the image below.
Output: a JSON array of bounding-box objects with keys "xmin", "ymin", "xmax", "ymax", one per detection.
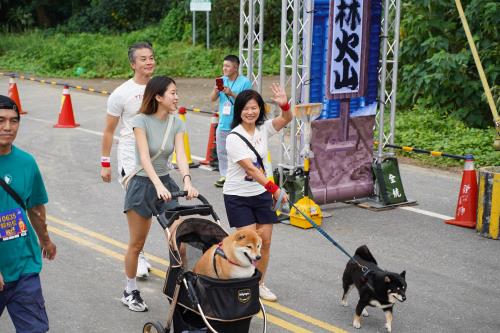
[
  {"xmin": 0, "ymin": 95, "xmax": 57, "ymax": 333},
  {"xmin": 210, "ymin": 55, "xmax": 252, "ymax": 187}
]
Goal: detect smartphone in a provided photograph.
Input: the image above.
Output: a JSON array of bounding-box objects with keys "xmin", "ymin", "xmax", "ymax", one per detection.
[{"xmin": 215, "ymin": 78, "xmax": 224, "ymax": 91}]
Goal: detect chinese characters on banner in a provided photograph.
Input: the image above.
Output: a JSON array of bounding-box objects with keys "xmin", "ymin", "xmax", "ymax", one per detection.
[{"xmin": 327, "ymin": 0, "xmax": 368, "ymax": 98}]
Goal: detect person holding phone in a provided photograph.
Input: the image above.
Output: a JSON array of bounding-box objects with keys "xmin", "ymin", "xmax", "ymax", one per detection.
[{"xmin": 210, "ymin": 55, "xmax": 252, "ymax": 188}]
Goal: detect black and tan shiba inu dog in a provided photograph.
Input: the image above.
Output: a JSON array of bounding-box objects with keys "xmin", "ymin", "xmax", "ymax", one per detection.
[{"xmin": 341, "ymin": 245, "xmax": 407, "ymax": 332}]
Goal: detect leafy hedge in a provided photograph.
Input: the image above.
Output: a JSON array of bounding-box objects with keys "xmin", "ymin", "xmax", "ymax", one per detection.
[
  {"xmin": 0, "ymin": 31, "xmax": 281, "ymax": 78},
  {"xmin": 390, "ymin": 107, "xmax": 498, "ymax": 168},
  {"xmin": 399, "ymin": 0, "xmax": 499, "ymax": 128}
]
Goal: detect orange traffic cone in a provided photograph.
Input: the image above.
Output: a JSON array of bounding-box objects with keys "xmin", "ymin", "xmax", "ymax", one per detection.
[
  {"xmin": 445, "ymin": 155, "xmax": 478, "ymax": 228},
  {"xmin": 8, "ymin": 76, "xmax": 27, "ymax": 115},
  {"xmin": 201, "ymin": 112, "xmax": 219, "ymax": 165},
  {"xmin": 54, "ymin": 85, "xmax": 79, "ymax": 128},
  {"xmin": 172, "ymin": 107, "xmax": 199, "ymax": 168}
]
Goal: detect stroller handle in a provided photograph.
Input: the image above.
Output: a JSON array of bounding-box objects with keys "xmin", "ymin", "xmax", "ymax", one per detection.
[
  {"xmin": 172, "ymin": 191, "xmax": 210, "ymax": 205},
  {"xmin": 151, "ymin": 191, "xmax": 210, "ymax": 209}
]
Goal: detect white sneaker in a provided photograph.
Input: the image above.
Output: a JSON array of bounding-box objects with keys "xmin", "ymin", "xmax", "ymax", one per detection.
[
  {"xmin": 137, "ymin": 252, "xmax": 149, "ymax": 278},
  {"xmin": 141, "ymin": 251, "xmax": 152, "ymax": 271},
  {"xmin": 121, "ymin": 290, "xmax": 148, "ymax": 312},
  {"xmin": 259, "ymin": 284, "xmax": 277, "ymax": 302}
]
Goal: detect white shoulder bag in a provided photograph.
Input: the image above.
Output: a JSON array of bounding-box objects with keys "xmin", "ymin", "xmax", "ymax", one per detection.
[{"xmin": 121, "ymin": 115, "xmax": 174, "ymax": 190}]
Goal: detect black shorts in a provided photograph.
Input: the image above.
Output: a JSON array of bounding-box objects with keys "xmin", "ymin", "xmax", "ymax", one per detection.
[
  {"xmin": 124, "ymin": 174, "xmax": 180, "ymax": 218},
  {"xmin": 224, "ymin": 192, "xmax": 278, "ymax": 228}
]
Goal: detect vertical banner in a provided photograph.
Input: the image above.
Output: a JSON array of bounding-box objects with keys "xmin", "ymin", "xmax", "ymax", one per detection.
[
  {"xmin": 308, "ymin": 0, "xmax": 381, "ymax": 204},
  {"xmin": 326, "ymin": 0, "xmax": 370, "ymax": 99}
]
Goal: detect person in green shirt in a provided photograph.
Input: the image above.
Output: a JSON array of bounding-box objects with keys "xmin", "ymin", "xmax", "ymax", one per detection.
[{"xmin": 0, "ymin": 95, "xmax": 57, "ymax": 333}]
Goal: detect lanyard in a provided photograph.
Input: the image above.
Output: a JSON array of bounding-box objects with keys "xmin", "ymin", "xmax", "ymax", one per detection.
[{"xmin": 225, "ymin": 75, "xmax": 238, "ymax": 105}]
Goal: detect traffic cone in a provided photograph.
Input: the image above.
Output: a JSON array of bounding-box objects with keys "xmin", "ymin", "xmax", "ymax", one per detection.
[
  {"xmin": 54, "ymin": 85, "xmax": 79, "ymax": 128},
  {"xmin": 445, "ymin": 155, "xmax": 478, "ymax": 228},
  {"xmin": 201, "ymin": 112, "xmax": 219, "ymax": 165},
  {"xmin": 8, "ymin": 76, "xmax": 27, "ymax": 115},
  {"xmin": 172, "ymin": 107, "xmax": 199, "ymax": 168}
]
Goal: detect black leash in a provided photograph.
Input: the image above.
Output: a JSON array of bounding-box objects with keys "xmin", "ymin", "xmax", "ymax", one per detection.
[{"xmin": 287, "ymin": 200, "xmax": 370, "ymax": 274}]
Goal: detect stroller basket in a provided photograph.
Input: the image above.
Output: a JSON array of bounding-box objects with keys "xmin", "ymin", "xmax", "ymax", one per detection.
[{"xmin": 164, "ymin": 268, "xmax": 262, "ymax": 322}]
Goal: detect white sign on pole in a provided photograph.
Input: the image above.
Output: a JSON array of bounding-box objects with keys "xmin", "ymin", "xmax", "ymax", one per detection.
[
  {"xmin": 190, "ymin": 0, "xmax": 211, "ymax": 12},
  {"xmin": 329, "ymin": 0, "xmax": 364, "ymax": 95}
]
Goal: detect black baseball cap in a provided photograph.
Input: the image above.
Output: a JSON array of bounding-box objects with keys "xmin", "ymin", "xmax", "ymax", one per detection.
[{"xmin": 0, "ymin": 95, "xmax": 20, "ymax": 118}]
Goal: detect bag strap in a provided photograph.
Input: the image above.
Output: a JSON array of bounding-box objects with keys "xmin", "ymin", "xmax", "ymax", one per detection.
[
  {"xmin": 229, "ymin": 131, "xmax": 265, "ymax": 171},
  {"xmin": 126, "ymin": 115, "xmax": 175, "ymax": 180},
  {"xmin": 0, "ymin": 177, "xmax": 27, "ymax": 211}
]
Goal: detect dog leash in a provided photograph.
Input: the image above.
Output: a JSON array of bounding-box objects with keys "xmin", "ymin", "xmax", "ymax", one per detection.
[{"xmin": 274, "ymin": 193, "xmax": 370, "ymax": 274}]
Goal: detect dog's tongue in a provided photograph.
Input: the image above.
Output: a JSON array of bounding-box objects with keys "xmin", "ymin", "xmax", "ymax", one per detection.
[{"xmin": 252, "ymin": 260, "xmax": 257, "ymax": 266}]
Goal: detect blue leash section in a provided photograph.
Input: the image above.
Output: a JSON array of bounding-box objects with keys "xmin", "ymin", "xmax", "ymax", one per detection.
[{"xmin": 287, "ymin": 199, "xmax": 369, "ymax": 273}]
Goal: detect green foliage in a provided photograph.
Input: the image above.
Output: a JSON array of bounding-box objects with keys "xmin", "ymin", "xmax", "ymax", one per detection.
[
  {"xmin": 388, "ymin": 106, "xmax": 499, "ymax": 167},
  {"xmin": 399, "ymin": 0, "xmax": 499, "ymax": 128}
]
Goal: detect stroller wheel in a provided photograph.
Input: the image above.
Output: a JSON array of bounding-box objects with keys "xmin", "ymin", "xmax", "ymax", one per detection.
[{"xmin": 143, "ymin": 321, "xmax": 166, "ymax": 333}]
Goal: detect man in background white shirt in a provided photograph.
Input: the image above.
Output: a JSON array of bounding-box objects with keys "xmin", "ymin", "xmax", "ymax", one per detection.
[{"xmin": 100, "ymin": 42, "xmax": 155, "ymax": 278}]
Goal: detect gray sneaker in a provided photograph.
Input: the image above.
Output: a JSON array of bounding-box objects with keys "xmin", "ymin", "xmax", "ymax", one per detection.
[
  {"xmin": 214, "ymin": 176, "xmax": 226, "ymax": 187},
  {"xmin": 121, "ymin": 290, "xmax": 148, "ymax": 312}
]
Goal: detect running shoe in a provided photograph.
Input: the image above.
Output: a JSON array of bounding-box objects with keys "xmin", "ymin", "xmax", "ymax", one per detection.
[
  {"xmin": 214, "ymin": 176, "xmax": 226, "ymax": 187},
  {"xmin": 136, "ymin": 252, "xmax": 149, "ymax": 278},
  {"xmin": 121, "ymin": 290, "xmax": 148, "ymax": 312},
  {"xmin": 259, "ymin": 283, "xmax": 277, "ymax": 302}
]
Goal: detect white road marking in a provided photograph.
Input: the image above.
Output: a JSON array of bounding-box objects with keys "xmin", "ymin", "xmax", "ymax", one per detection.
[{"xmin": 399, "ymin": 206, "xmax": 453, "ymax": 220}]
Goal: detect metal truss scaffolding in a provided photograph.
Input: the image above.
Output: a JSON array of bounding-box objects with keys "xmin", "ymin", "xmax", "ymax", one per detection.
[
  {"xmin": 376, "ymin": 0, "xmax": 401, "ymax": 161},
  {"xmin": 239, "ymin": 0, "xmax": 265, "ymax": 93},
  {"xmin": 278, "ymin": 0, "xmax": 314, "ymax": 177},
  {"xmin": 239, "ymin": 0, "xmax": 402, "ymax": 184}
]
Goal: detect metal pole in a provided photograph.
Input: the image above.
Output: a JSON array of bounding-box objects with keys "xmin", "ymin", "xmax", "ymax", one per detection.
[
  {"xmin": 257, "ymin": 0, "xmax": 265, "ymax": 93},
  {"xmin": 248, "ymin": 0, "xmax": 255, "ymax": 82},
  {"xmin": 377, "ymin": 0, "xmax": 391, "ymax": 161},
  {"xmin": 239, "ymin": 0, "xmax": 246, "ymax": 76},
  {"xmin": 302, "ymin": 0, "xmax": 314, "ymax": 104},
  {"xmin": 192, "ymin": 12, "xmax": 196, "ymax": 45},
  {"xmin": 290, "ymin": 0, "xmax": 300, "ymax": 168},
  {"xmin": 206, "ymin": 11, "xmax": 210, "ymax": 50},
  {"xmin": 278, "ymin": 0, "xmax": 288, "ymax": 184},
  {"xmin": 389, "ymin": 0, "xmax": 401, "ymax": 145}
]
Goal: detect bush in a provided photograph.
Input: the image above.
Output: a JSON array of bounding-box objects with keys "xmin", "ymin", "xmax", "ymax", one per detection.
[
  {"xmin": 388, "ymin": 106, "xmax": 498, "ymax": 167},
  {"xmin": 399, "ymin": 0, "xmax": 499, "ymax": 128}
]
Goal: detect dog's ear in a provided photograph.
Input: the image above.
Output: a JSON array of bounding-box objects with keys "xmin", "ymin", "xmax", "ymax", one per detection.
[
  {"xmin": 384, "ymin": 275, "xmax": 391, "ymax": 283},
  {"xmin": 400, "ymin": 270, "xmax": 406, "ymax": 279},
  {"xmin": 255, "ymin": 229, "xmax": 264, "ymax": 237}
]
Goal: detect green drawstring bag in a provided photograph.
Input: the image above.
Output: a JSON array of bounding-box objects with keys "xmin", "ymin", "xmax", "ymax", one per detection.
[
  {"xmin": 273, "ymin": 168, "xmax": 307, "ymax": 205},
  {"xmin": 373, "ymin": 157, "xmax": 407, "ymax": 205}
]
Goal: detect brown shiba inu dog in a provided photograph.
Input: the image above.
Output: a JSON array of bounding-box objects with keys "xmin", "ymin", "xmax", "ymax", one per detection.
[{"xmin": 193, "ymin": 229, "xmax": 262, "ymax": 279}]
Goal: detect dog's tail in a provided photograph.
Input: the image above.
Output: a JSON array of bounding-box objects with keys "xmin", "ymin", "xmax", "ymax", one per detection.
[{"xmin": 354, "ymin": 245, "xmax": 377, "ymax": 265}]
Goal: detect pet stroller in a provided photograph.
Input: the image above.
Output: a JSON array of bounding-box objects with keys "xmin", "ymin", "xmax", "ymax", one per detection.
[{"xmin": 143, "ymin": 192, "xmax": 267, "ymax": 333}]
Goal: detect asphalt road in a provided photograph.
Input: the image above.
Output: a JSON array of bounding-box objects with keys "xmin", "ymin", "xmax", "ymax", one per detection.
[{"xmin": 0, "ymin": 77, "xmax": 499, "ymax": 333}]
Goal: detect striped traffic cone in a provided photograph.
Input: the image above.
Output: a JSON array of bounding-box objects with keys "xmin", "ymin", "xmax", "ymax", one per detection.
[
  {"xmin": 54, "ymin": 85, "xmax": 79, "ymax": 128},
  {"xmin": 8, "ymin": 76, "xmax": 27, "ymax": 115},
  {"xmin": 172, "ymin": 107, "xmax": 199, "ymax": 168},
  {"xmin": 201, "ymin": 112, "xmax": 219, "ymax": 165},
  {"xmin": 445, "ymin": 155, "xmax": 478, "ymax": 228}
]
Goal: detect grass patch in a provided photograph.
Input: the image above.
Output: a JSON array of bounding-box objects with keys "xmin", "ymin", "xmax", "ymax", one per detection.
[
  {"xmin": 390, "ymin": 107, "xmax": 498, "ymax": 168},
  {"xmin": 0, "ymin": 31, "xmax": 280, "ymax": 78}
]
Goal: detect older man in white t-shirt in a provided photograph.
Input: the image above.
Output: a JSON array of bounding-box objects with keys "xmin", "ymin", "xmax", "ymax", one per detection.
[{"xmin": 100, "ymin": 42, "xmax": 155, "ymax": 278}]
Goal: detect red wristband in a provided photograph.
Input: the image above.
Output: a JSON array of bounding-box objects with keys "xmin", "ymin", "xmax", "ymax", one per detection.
[
  {"xmin": 279, "ymin": 103, "xmax": 290, "ymax": 112},
  {"xmin": 101, "ymin": 156, "xmax": 111, "ymax": 168},
  {"xmin": 264, "ymin": 181, "xmax": 279, "ymax": 194}
]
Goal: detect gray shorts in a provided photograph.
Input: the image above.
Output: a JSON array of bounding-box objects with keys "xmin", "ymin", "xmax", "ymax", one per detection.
[{"xmin": 124, "ymin": 174, "xmax": 180, "ymax": 218}]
